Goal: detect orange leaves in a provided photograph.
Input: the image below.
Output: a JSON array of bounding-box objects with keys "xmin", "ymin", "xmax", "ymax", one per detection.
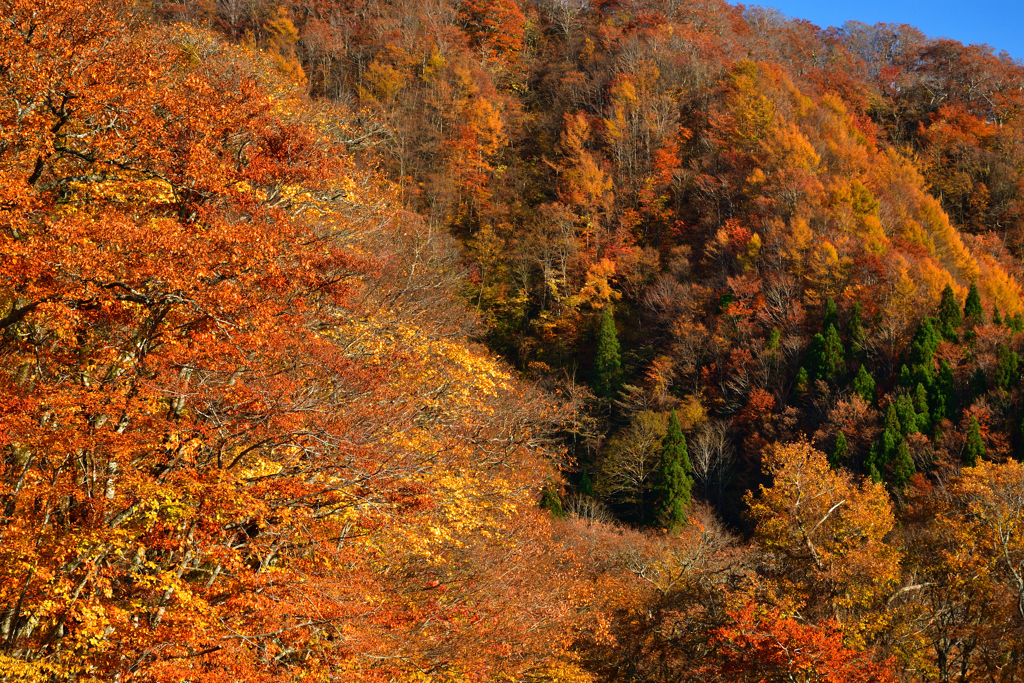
[
  {"xmin": 556, "ymin": 112, "xmax": 613, "ymax": 214},
  {"xmin": 458, "ymin": 0, "xmax": 526, "ymax": 61},
  {"xmin": 713, "ymin": 604, "xmax": 898, "ymax": 683},
  {"xmin": 0, "ymin": 3, "xmax": 573, "ymax": 680}
]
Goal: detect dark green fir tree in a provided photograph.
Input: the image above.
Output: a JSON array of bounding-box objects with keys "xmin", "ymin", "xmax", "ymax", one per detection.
[
  {"xmin": 795, "ymin": 366, "xmax": 809, "ymax": 399},
  {"xmin": 831, "ymin": 431, "xmax": 848, "ymax": 469},
  {"xmin": 995, "ymin": 345, "xmax": 1020, "ymax": 391},
  {"xmin": 965, "ymin": 416, "xmax": 985, "ymax": 466},
  {"xmin": 880, "ymin": 403, "xmax": 902, "ymax": 468},
  {"xmin": 809, "ymin": 325, "xmax": 845, "ymax": 383},
  {"xmin": 593, "ymin": 307, "xmax": 622, "ymax": 399},
  {"xmin": 964, "ymin": 282, "xmax": 983, "ymax": 329},
  {"xmin": 914, "ymin": 383, "xmax": 931, "ymax": 432},
  {"xmin": 893, "ymin": 440, "xmax": 915, "ymax": 488},
  {"xmin": 938, "ymin": 283, "xmax": 962, "ymax": 341},
  {"xmin": 895, "ymin": 394, "xmax": 919, "ymax": 436},
  {"xmin": 823, "ymin": 297, "xmax": 839, "ymax": 331},
  {"xmin": 655, "ymin": 411, "xmax": 692, "ymax": 530},
  {"xmin": 936, "ymin": 359, "xmax": 956, "ymax": 420},
  {"xmin": 853, "ymin": 365, "xmax": 876, "ymax": 404},
  {"xmin": 540, "ymin": 482, "xmax": 565, "ymax": 517}
]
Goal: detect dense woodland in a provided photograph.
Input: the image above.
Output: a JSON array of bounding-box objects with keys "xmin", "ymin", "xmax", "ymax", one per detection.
[{"xmin": 7, "ymin": 0, "xmax": 1024, "ymax": 680}]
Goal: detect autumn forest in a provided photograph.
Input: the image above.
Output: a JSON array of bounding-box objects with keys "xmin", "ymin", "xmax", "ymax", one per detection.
[{"xmin": 6, "ymin": 0, "xmax": 1024, "ymax": 680}]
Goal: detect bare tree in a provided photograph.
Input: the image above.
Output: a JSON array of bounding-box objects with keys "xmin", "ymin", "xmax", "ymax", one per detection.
[
  {"xmin": 564, "ymin": 494, "xmax": 613, "ymax": 525},
  {"xmin": 689, "ymin": 420, "xmax": 734, "ymax": 503},
  {"xmin": 597, "ymin": 411, "xmax": 667, "ymax": 522}
]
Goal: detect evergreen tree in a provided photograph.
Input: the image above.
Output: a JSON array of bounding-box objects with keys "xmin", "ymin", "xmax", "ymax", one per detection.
[
  {"xmin": 935, "ymin": 359, "xmax": 956, "ymax": 420},
  {"xmin": 914, "ymin": 383, "xmax": 931, "ymax": 431},
  {"xmin": 794, "ymin": 366, "xmax": 809, "ymax": 400},
  {"xmin": 1012, "ymin": 313, "xmax": 1024, "ymax": 333},
  {"xmin": 823, "ymin": 297, "xmax": 839, "ymax": 331},
  {"xmin": 910, "ymin": 317, "xmax": 940, "ymax": 366},
  {"xmin": 865, "ymin": 444, "xmax": 883, "ymax": 483},
  {"xmin": 767, "ymin": 327, "xmax": 781, "ymax": 350},
  {"xmin": 578, "ymin": 471, "xmax": 593, "ymax": 497},
  {"xmin": 938, "ymin": 283, "xmax": 962, "ymax": 340},
  {"xmin": 993, "ymin": 304, "xmax": 1003, "ymax": 326},
  {"xmin": 965, "ymin": 416, "xmax": 985, "ymax": 466},
  {"xmin": 898, "ymin": 364, "xmax": 913, "ymax": 388},
  {"xmin": 895, "ymin": 394, "xmax": 919, "ymax": 436},
  {"xmin": 655, "ymin": 411, "xmax": 692, "ymax": 530},
  {"xmin": 848, "ymin": 302, "xmax": 866, "ymax": 358},
  {"xmin": 809, "ymin": 325, "xmax": 845, "ymax": 383},
  {"xmin": 540, "ymin": 482, "xmax": 565, "ymax": 517},
  {"xmin": 593, "ymin": 307, "xmax": 622, "ymax": 399},
  {"xmin": 880, "ymin": 404, "xmax": 902, "ymax": 467},
  {"xmin": 893, "ymin": 440, "xmax": 915, "ymax": 488},
  {"xmin": 831, "ymin": 431, "xmax": 848, "ymax": 469},
  {"xmin": 995, "ymin": 345, "xmax": 1020, "ymax": 391},
  {"xmin": 853, "ymin": 365, "xmax": 876, "ymax": 404},
  {"xmin": 964, "ymin": 282, "xmax": 983, "ymax": 328}
]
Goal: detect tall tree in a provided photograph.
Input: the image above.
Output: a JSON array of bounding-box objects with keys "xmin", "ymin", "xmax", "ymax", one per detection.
[
  {"xmin": 853, "ymin": 365, "xmax": 877, "ymax": 404},
  {"xmin": 893, "ymin": 440, "xmax": 915, "ymax": 488},
  {"xmin": 809, "ymin": 325, "xmax": 845, "ymax": 383},
  {"xmin": 938, "ymin": 283, "xmax": 962, "ymax": 340},
  {"xmin": 964, "ymin": 281, "xmax": 984, "ymax": 328},
  {"xmin": 831, "ymin": 431, "xmax": 849, "ymax": 469},
  {"xmin": 594, "ymin": 307, "xmax": 622, "ymax": 399},
  {"xmin": 965, "ymin": 416, "xmax": 986, "ymax": 466},
  {"xmin": 655, "ymin": 411, "xmax": 693, "ymax": 530}
]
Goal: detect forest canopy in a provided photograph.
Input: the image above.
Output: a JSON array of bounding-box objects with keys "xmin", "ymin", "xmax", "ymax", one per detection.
[{"xmin": 5, "ymin": 0, "xmax": 1024, "ymax": 680}]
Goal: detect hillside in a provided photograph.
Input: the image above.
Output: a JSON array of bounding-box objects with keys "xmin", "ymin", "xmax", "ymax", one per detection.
[{"xmin": 5, "ymin": 0, "xmax": 1024, "ymax": 681}]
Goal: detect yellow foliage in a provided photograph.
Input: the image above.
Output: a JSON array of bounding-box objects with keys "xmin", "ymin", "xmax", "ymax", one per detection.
[
  {"xmin": 572, "ymin": 258, "xmax": 620, "ymax": 307},
  {"xmin": 362, "ymin": 60, "xmax": 406, "ymax": 103},
  {"xmin": 747, "ymin": 441, "xmax": 902, "ymax": 642}
]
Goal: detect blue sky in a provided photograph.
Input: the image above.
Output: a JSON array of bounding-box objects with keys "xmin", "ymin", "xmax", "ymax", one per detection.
[{"xmin": 743, "ymin": 0, "xmax": 1024, "ymax": 62}]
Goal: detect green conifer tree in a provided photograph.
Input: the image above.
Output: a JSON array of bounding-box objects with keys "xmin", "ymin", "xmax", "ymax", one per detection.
[
  {"xmin": 893, "ymin": 440, "xmax": 915, "ymax": 488},
  {"xmin": 964, "ymin": 282, "xmax": 983, "ymax": 328},
  {"xmin": 809, "ymin": 325, "xmax": 845, "ymax": 383},
  {"xmin": 822, "ymin": 324, "xmax": 845, "ymax": 381},
  {"xmin": 910, "ymin": 317, "xmax": 940, "ymax": 367},
  {"xmin": 795, "ymin": 366, "xmax": 809, "ymax": 399},
  {"xmin": 865, "ymin": 444, "xmax": 883, "ymax": 483},
  {"xmin": 938, "ymin": 283, "xmax": 962, "ymax": 340},
  {"xmin": 935, "ymin": 359, "xmax": 955, "ymax": 419},
  {"xmin": 655, "ymin": 411, "xmax": 692, "ymax": 530},
  {"xmin": 540, "ymin": 482, "xmax": 565, "ymax": 517},
  {"xmin": 993, "ymin": 304, "xmax": 1003, "ymax": 326},
  {"xmin": 914, "ymin": 383, "xmax": 931, "ymax": 431},
  {"xmin": 880, "ymin": 403, "xmax": 902, "ymax": 467},
  {"xmin": 965, "ymin": 416, "xmax": 985, "ymax": 466},
  {"xmin": 898, "ymin": 364, "xmax": 913, "ymax": 388},
  {"xmin": 823, "ymin": 297, "xmax": 839, "ymax": 331},
  {"xmin": 995, "ymin": 346, "xmax": 1020, "ymax": 391},
  {"xmin": 895, "ymin": 394, "xmax": 919, "ymax": 436},
  {"xmin": 578, "ymin": 471, "xmax": 593, "ymax": 497},
  {"xmin": 831, "ymin": 431, "xmax": 848, "ymax": 469},
  {"xmin": 853, "ymin": 365, "xmax": 876, "ymax": 404},
  {"xmin": 848, "ymin": 302, "xmax": 866, "ymax": 358},
  {"xmin": 593, "ymin": 307, "xmax": 622, "ymax": 399}
]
